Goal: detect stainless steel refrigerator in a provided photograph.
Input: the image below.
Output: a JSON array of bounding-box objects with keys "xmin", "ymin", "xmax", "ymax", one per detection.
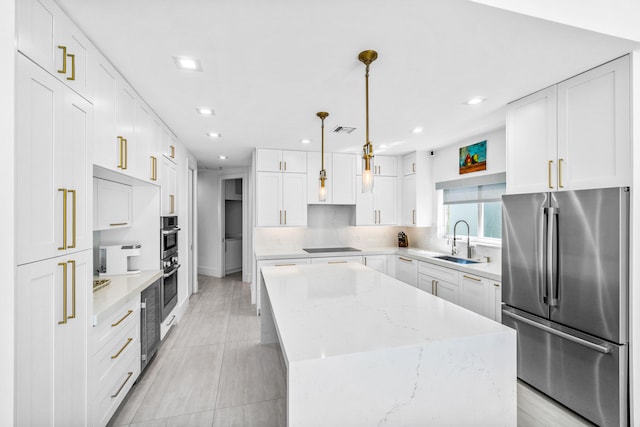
[{"xmin": 502, "ymin": 187, "xmax": 629, "ymax": 427}]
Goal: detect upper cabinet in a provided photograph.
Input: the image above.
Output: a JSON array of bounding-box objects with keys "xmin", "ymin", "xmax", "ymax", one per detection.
[
  {"xmin": 16, "ymin": 55, "xmax": 92, "ymax": 266},
  {"xmin": 356, "ymin": 176, "xmax": 397, "ymax": 225},
  {"xmin": 307, "ymin": 152, "xmax": 356, "ymax": 205},
  {"xmin": 401, "ymin": 151, "xmax": 433, "ymax": 227},
  {"xmin": 93, "ymin": 179, "xmax": 132, "ymax": 231},
  {"xmin": 403, "ymin": 152, "xmax": 417, "ymax": 176},
  {"xmin": 356, "ymin": 154, "xmax": 398, "ymax": 176},
  {"xmin": 161, "ymin": 155, "xmax": 177, "ymax": 216},
  {"xmin": 507, "ymin": 56, "xmax": 630, "ymax": 194},
  {"xmin": 17, "ymin": 0, "xmax": 91, "ymax": 100},
  {"xmin": 257, "ymin": 149, "xmax": 306, "ymax": 173}
]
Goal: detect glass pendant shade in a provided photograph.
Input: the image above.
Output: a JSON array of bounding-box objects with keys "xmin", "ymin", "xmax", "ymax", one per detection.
[
  {"xmin": 319, "ymin": 177, "xmax": 327, "ymax": 202},
  {"xmin": 361, "ymin": 158, "xmax": 374, "ymax": 193}
]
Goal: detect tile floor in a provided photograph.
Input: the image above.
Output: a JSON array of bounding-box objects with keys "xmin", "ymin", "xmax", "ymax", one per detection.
[{"xmin": 109, "ymin": 273, "xmax": 594, "ymax": 427}]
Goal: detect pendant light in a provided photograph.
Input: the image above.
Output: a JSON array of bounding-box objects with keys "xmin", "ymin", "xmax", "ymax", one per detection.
[
  {"xmin": 359, "ymin": 49, "xmax": 378, "ymax": 193},
  {"xmin": 317, "ymin": 111, "xmax": 329, "ymax": 202}
]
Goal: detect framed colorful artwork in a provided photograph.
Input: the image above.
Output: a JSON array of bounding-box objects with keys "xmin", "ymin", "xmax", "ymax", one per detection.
[{"xmin": 459, "ymin": 140, "xmax": 487, "ymax": 174}]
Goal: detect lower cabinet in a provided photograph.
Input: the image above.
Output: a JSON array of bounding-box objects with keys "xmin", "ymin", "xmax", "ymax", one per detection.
[
  {"xmin": 256, "ymin": 258, "xmax": 310, "ymax": 315},
  {"xmin": 459, "ymin": 273, "xmax": 493, "ymax": 319},
  {"xmin": 363, "ymin": 255, "xmax": 388, "ymax": 274},
  {"xmin": 91, "ymin": 295, "xmax": 141, "ymax": 427},
  {"xmin": 16, "ymin": 250, "xmax": 91, "ymax": 427},
  {"xmin": 395, "ymin": 255, "xmax": 418, "ymax": 287}
]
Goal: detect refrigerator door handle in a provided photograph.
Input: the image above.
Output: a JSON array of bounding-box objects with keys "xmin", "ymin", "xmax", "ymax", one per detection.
[
  {"xmin": 540, "ymin": 207, "xmax": 548, "ymax": 304},
  {"xmin": 546, "ymin": 206, "xmax": 558, "ymax": 306},
  {"xmin": 502, "ymin": 309, "xmax": 611, "ymax": 354}
]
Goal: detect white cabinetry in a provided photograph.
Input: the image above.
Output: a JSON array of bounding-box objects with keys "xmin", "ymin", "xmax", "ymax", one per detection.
[
  {"xmin": 161, "ymin": 155, "xmax": 177, "ymax": 216},
  {"xmin": 311, "ymin": 256, "xmax": 363, "ymax": 264},
  {"xmin": 402, "ymin": 151, "xmax": 432, "ymax": 227},
  {"xmin": 459, "ymin": 273, "xmax": 493, "ymax": 319},
  {"xmin": 16, "ymin": 54, "xmax": 92, "ymax": 266},
  {"xmin": 418, "ymin": 262, "xmax": 459, "ymax": 304},
  {"xmin": 307, "ymin": 152, "xmax": 356, "ymax": 205},
  {"xmin": 492, "ymin": 281, "xmax": 502, "ymax": 322},
  {"xmin": 17, "ymin": 0, "xmax": 91, "ymax": 99},
  {"xmin": 395, "ymin": 256, "xmax": 418, "ymax": 287},
  {"xmin": 507, "ymin": 56, "xmax": 630, "ymax": 194},
  {"xmin": 358, "ymin": 154, "xmax": 398, "ymax": 176},
  {"xmin": 356, "ymin": 176, "xmax": 397, "ymax": 225},
  {"xmin": 257, "ymin": 149, "xmax": 306, "ymax": 173},
  {"xmin": 16, "ymin": 250, "xmax": 91, "ymax": 426},
  {"xmin": 256, "ymin": 172, "xmax": 307, "ymax": 227},
  {"xmin": 363, "ymin": 255, "xmax": 388, "ymax": 274},
  {"xmin": 94, "ymin": 179, "xmax": 132, "ymax": 230}
]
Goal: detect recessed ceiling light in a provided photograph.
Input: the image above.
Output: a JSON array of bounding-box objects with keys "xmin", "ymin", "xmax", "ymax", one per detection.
[
  {"xmin": 379, "ymin": 144, "xmax": 388, "ymax": 149},
  {"xmin": 197, "ymin": 107, "xmax": 215, "ymax": 116},
  {"xmin": 300, "ymin": 138, "xmax": 311, "ymax": 144},
  {"xmin": 207, "ymin": 132, "xmax": 222, "ymax": 138},
  {"xmin": 412, "ymin": 127, "xmax": 423, "ymax": 134},
  {"xmin": 218, "ymin": 155, "xmax": 227, "ymax": 160},
  {"xmin": 466, "ymin": 97, "xmax": 486, "ymax": 105},
  {"xmin": 172, "ymin": 56, "xmax": 203, "ymax": 71}
]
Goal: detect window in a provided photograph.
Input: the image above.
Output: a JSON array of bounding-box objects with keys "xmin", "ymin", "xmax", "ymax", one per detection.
[{"xmin": 436, "ymin": 174, "xmax": 506, "ymax": 243}]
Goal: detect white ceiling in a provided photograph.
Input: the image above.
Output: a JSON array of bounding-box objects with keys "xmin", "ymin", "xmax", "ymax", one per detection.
[{"xmin": 57, "ymin": 0, "xmax": 638, "ymax": 169}]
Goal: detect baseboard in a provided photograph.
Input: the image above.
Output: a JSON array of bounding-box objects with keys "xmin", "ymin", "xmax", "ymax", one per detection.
[
  {"xmin": 225, "ymin": 267, "xmax": 242, "ymax": 275},
  {"xmin": 199, "ymin": 266, "xmax": 222, "ymax": 277}
]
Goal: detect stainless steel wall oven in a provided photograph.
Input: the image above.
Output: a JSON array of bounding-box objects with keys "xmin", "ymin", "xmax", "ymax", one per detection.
[{"xmin": 161, "ymin": 216, "xmax": 180, "ymax": 320}]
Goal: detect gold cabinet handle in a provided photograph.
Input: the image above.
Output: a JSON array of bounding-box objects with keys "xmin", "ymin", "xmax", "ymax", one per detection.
[
  {"xmin": 279, "ymin": 161, "xmax": 282, "ymax": 171},
  {"xmin": 558, "ymin": 158, "xmax": 564, "ymax": 189},
  {"xmin": 170, "ymin": 145, "xmax": 175, "ymax": 159},
  {"xmin": 494, "ymin": 283, "xmax": 500, "ymax": 288},
  {"xmin": 57, "ymin": 46, "xmax": 67, "ymax": 74},
  {"xmin": 154, "ymin": 156, "xmax": 158, "ymax": 180},
  {"xmin": 67, "ymin": 260, "xmax": 76, "ymax": 319},
  {"xmin": 66, "ymin": 53, "xmax": 75, "ymax": 81},
  {"xmin": 434, "ymin": 280, "xmax": 439, "ymax": 296},
  {"xmin": 284, "ymin": 210, "xmax": 287, "ymax": 225},
  {"xmin": 170, "ymin": 195, "xmax": 175, "ymax": 214},
  {"xmin": 275, "ymin": 263, "xmax": 296, "ymax": 267},
  {"xmin": 58, "ymin": 188, "xmax": 67, "ymax": 250},
  {"xmin": 328, "ymin": 261, "xmax": 348, "ymax": 264},
  {"xmin": 150, "ymin": 156, "xmax": 156, "ymax": 181},
  {"xmin": 548, "ymin": 160, "xmax": 554, "ymax": 189},
  {"xmin": 68, "ymin": 189, "xmax": 76, "ymax": 249},
  {"xmin": 463, "ymin": 274, "xmax": 482, "ymax": 282},
  {"xmin": 432, "ymin": 279, "xmax": 435, "ymax": 295},
  {"xmin": 111, "ymin": 371, "xmax": 134, "ymax": 398},
  {"xmin": 279, "ymin": 210, "xmax": 282, "ymax": 225},
  {"xmin": 111, "ymin": 337, "xmax": 133, "ymax": 359},
  {"xmin": 412, "ymin": 163, "xmax": 415, "ymax": 173},
  {"xmin": 398, "ymin": 257, "xmax": 413, "ymax": 262},
  {"xmin": 117, "ymin": 136, "xmax": 124, "ymax": 168},
  {"xmin": 110, "ymin": 223, "xmax": 128, "ymax": 227},
  {"xmin": 412, "ymin": 209, "xmax": 416, "ymax": 225},
  {"xmin": 123, "ymin": 138, "xmax": 128, "ymax": 170},
  {"xmin": 111, "ymin": 310, "xmax": 133, "ymax": 327},
  {"xmin": 284, "ymin": 161, "xmax": 287, "ymax": 171},
  {"xmin": 58, "ymin": 262, "xmax": 68, "ymax": 324}
]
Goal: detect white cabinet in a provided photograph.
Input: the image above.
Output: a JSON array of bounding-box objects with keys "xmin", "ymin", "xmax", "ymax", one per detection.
[
  {"xmin": 16, "ymin": 54, "xmax": 92, "ymax": 266},
  {"xmin": 91, "ymin": 54, "xmax": 119, "ymax": 172},
  {"xmin": 16, "ymin": 250, "xmax": 91, "ymax": 427},
  {"xmin": 435, "ymin": 279, "xmax": 460, "ymax": 305},
  {"xmin": 401, "ymin": 151, "xmax": 432, "ymax": 227},
  {"xmin": 161, "ymin": 155, "xmax": 177, "ymax": 216},
  {"xmin": 403, "ymin": 174, "xmax": 417, "ymax": 226},
  {"xmin": 459, "ymin": 273, "xmax": 493, "ymax": 319},
  {"xmin": 311, "ymin": 256, "xmax": 363, "ymax": 264},
  {"xmin": 17, "ymin": 0, "xmax": 91, "ymax": 99},
  {"xmin": 225, "ymin": 238, "xmax": 243, "ymax": 274},
  {"xmin": 418, "ymin": 262, "xmax": 460, "ymax": 305},
  {"xmin": 395, "ymin": 256, "xmax": 418, "ymax": 287},
  {"xmin": 403, "ymin": 152, "xmax": 417, "ymax": 175},
  {"xmin": 94, "ymin": 179, "xmax": 132, "ymax": 231},
  {"xmin": 256, "ymin": 172, "xmax": 307, "ymax": 226},
  {"xmin": 357, "ymin": 154, "xmax": 397, "ymax": 176},
  {"xmin": 256, "ymin": 149, "xmax": 306, "ymax": 173},
  {"xmin": 356, "ymin": 176, "xmax": 397, "ymax": 225},
  {"xmin": 507, "ymin": 56, "xmax": 630, "ymax": 194},
  {"xmin": 256, "ymin": 258, "xmax": 311, "ymax": 315},
  {"xmin": 307, "ymin": 152, "xmax": 356, "ymax": 205},
  {"xmin": 363, "ymin": 255, "xmax": 388, "ymax": 274}
]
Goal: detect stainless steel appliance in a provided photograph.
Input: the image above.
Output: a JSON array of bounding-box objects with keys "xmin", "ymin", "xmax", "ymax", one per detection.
[
  {"xmin": 140, "ymin": 278, "xmax": 161, "ymax": 371},
  {"xmin": 161, "ymin": 216, "xmax": 180, "ymax": 320},
  {"xmin": 502, "ymin": 187, "xmax": 629, "ymax": 426}
]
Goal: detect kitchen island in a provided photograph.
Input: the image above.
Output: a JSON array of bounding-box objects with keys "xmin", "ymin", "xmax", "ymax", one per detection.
[{"xmin": 260, "ymin": 263, "xmax": 516, "ymax": 426}]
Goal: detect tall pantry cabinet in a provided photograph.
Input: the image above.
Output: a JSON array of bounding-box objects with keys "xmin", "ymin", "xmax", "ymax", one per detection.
[{"xmin": 16, "ymin": 0, "xmax": 93, "ymax": 424}]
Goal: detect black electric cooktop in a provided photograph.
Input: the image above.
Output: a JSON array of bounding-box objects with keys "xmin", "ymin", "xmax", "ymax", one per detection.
[{"xmin": 302, "ymin": 247, "xmax": 362, "ymax": 253}]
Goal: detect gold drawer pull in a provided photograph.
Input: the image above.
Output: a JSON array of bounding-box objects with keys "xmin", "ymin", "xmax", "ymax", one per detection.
[
  {"xmin": 117, "ymin": 136, "xmax": 124, "ymax": 169},
  {"xmin": 275, "ymin": 263, "xmax": 296, "ymax": 267},
  {"xmin": 110, "ymin": 222, "xmax": 128, "ymax": 227},
  {"xmin": 58, "ymin": 262, "xmax": 68, "ymax": 324},
  {"xmin": 66, "ymin": 53, "xmax": 75, "ymax": 81},
  {"xmin": 58, "ymin": 188, "xmax": 68, "ymax": 250},
  {"xmin": 111, "ymin": 338, "xmax": 133, "ymax": 359},
  {"xmin": 328, "ymin": 261, "xmax": 348, "ymax": 264},
  {"xmin": 111, "ymin": 310, "xmax": 133, "ymax": 327},
  {"xmin": 111, "ymin": 371, "xmax": 134, "ymax": 398},
  {"xmin": 548, "ymin": 160, "xmax": 554, "ymax": 189},
  {"xmin": 170, "ymin": 145, "xmax": 175, "ymax": 158},
  {"xmin": 398, "ymin": 257, "xmax": 413, "ymax": 262},
  {"xmin": 57, "ymin": 46, "xmax": 67, "ymax": 74},
  {"xmin": 558, "ymin": 158, "xmax": 564, "ymax": 189},
  {"xmin": 494, "ymin": 283, "xmax": 500, "ymax": 287},
  {"xmin": 463, "ymin": 274, "xmax": 482, "ymax": 282},
  {"xmin": 68, "ymin": 189, "xmax": 76, "ymax": 249},
  {"xmin": 67, "ymin": 260, "xmax": 76, "ymax": 319}
]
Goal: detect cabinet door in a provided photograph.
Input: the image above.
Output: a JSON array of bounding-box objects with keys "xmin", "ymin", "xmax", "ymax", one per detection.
[
  {"xmin": 374, "ymin": 155, "xmax": 398, "ymax": 176},
  {"xmin": 363, "ymin": 255, "xmax": 387, "ymax": 274},
  {"xmin": 395, "ymin": 256, "xmax": 418, "ymax": 287},
  {"xmin": 403, "ymin": 152, "xmax": 416, "ymax": 175},
  {"xmin": 332, "ymin": 153, "xmax": 356, "ymax": 204},
  {"xmin": 403, "ymin": 174, "xmax": 417, "ymax": 226},
  {"xmin": 307, "ymin": 152, "xmax": 332, "ymax": 204},
  {"xmin": 356, "ymin": 179, "xmax": 375, "ymax": 225},
  {"xmin": 310, "ymin": 256, "xmax": 363, "ymax": 264},
  {"xmin": 115, "ymin": 80, "xmax": 136, "ymax": 173},
  {"xmin": 435, "ymin": 279, "xmax": 459, "ymax": 304},
  {"xmin": 506, "ymin": 85, "xmax": 558, "ymax": 194},
  {"xmin": 256, "ymin": 172, "xmax": 283, "ymax": 226},
  {"xmin": 282, "ymin": 150, "xmax": 307, "ymax": 173},
  {"xmin": 282, "ymin": 173, "xmax": 307, "ymax": 226},
  {"xmin": 55, "ymin": 12, "xmax": 90, "ymax": 99},
  {"xmin": 94, "ymin": 179, "xmax": 132, "ymax": 230},
  {"xmin": 91, "ymin": 54, "xmax": 119, "ymax": 172},
  {"xmin": 491, "ymin": 281, "xmax": 502, "ymax": 322},
  {"xmin": 149, "ymin": 120, "xmax": 162, "ymax": 183},
  {"xmin": 374, "ymin": 176, "xmax": 397, "ymax": 225},
  {"xmin": 132, "ymin": 103, "xmax": 153, "ymax": 182},
  {"xmin": 16, "ymin": 251, "xmax": 90, "ymax": 427},
  {"xmin": 459, "ymin": 273, "xmax": 491, "ymax": 318},
  {"xmin": 557, "ymin": 56, "xmax": 630, "ymax": 190},
  {"xmin": 418, "ymin": 273, "xmax": 436, "ymax": 295},
  {"xmin": 161, "ymin": 156, "xmax": 177, "ymax": 216},
  {"xmin": 256, "ymin": 149, "xmax": 283, "ymax": 172}
]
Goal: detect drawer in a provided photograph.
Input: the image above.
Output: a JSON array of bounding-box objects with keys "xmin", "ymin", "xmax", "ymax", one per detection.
[
  {"xmin": 94, "ymin": 348, "xmax": 140, "ymax": 427},
  {"xmin": 310, "ymin": 256, "xmax": 363, "ymax": 264},
  {"xmin": 418, "ymin": 261, "xmax": 459, "ymax": 283},
  {"xmin": 93, "ymin": 295, "xmax": 140, "ymax": 355},
  {"xmin": 95, "ymin": 312, "xmax": 140, "ymax": 388}
]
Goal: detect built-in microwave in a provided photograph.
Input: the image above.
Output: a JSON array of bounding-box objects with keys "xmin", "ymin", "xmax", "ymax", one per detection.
[{"xmin": 161, "ymin": 216, "xmax": 179, "ymax": 259}]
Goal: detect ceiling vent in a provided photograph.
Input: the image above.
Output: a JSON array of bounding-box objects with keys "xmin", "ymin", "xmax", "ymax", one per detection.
[{"xmin": 331, "ymin": 125, "xmax": 356, "ymax": 134}]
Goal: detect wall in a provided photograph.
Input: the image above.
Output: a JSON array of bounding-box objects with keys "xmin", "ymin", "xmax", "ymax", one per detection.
[
  {"xmin": 198, "ymin": 169, "xmax": 221, "ymax": 276},
  {"xmin": 176, "ymin": 145, "xmax": 198, "ymax": 310},
  {"xmin": 1, "ymin": 0, "xmax": 15, "ymax": 423}
]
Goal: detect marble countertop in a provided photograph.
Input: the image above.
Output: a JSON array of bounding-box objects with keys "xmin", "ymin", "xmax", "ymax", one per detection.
[
  {"xmin": 261, "ymin": 263, "xmax": 512, "ymax": 363},
  {"xmin": 92, "ymin": 270, "xmax": 163, "ymax": 326},
  {"xmin": 255, "ymin": 246, "xmax": 502, "ymax": 281}
]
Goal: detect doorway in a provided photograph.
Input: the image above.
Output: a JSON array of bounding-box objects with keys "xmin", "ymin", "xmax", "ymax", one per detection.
[
  {"xmin": 221, "ymin": 177, "xmax": 243, "ymax": 277},
  {"xmin": 188, "ymin": 163, "xmax": 198, "ymax": 294}
]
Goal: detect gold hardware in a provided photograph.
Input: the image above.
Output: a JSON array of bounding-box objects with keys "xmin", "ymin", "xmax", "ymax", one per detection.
[
  {"xmin": 170, "ymin": 145, "xmax": 175, "ymax": 158},
  {"xmin": 68, "ymin": 189, "xmax": 76, "ymax": 249},
  {"xmin": 434, "ymin": 280, "xmax": 439, "ymax": 296},
  {"xmin": 284, "ymin": 210, "xmax": 287, "ymax": 225},
  {"xmin": 117, "ymin": 136, "xmax": 124, "ymax": 168},
  {"xmin": 548, "ymin": 160, "xmax": 553, "ymax": 189},
  {"xmin": 463, "ymin": 274, "xmax": 482, "ymax": 282},
  {"xmin": 110, "ymin": 223, "xmax": 128, "ymax": 227},
  {"xmin": 328, "ymin": 261, "xmax": 348, "ymax": 264},
  {"xmin": 57, "ymin": 46, "xmax": 67, "ymax": 74},
  {"xmin": 398, "ymin": 257, "xmax": 413, "ymax": 262},
  {"xmin": 317, "ymin": 112, "xmax": 329, "ymax": 202},
  {"xmin": 364, "ymin": 257, "xmax": 367, "ymax": 266},
  {"xmin": 412, "ymin": 163, "xmax": 416, "ymax": 173},
  {"xmin": 279, "ymin": 161, "xmax": 282, "ymax": 171},
  {"xmin": 284, "ymin": 161, "xmax": 287, "ymax": 171},
  {"xmin": 111, "ymin": 310, "xmax": 133, "ymax": 327},
  {"xmin": 279, "ymin": 210, "xmax": 282, "ymax": 225},
  {"xmin": 412, "ymin": 209, "xmax": 416, "ymax": 225},
  {"xmin": 275, "ymin": 263, "xmax": 296, "ymax": 267},
  {"xmin": 359, "ymin": 50, "xmax": 378, "ymax": 193},
  {"xmin": 558, "ymin": 158, "xmax": 564, "ymax": 188},
  {"xmin": 150, "ymin": 156, "xmax": 156, "ymax": 181},
  {"xmin": 111, "ymin": 371, "xmax": 134, "ymax": 398},
  {"xmin": 58, "ymin": 188, "xmax": 67, "ymax": 250},
  {"xmin": 123, "ymin": 138, "xmax": 128, "ymax": 170},
  {"xmin": 432, "ymin": 279, "xmax": 435, "ymax": 295},
  {"xmin": 111, "ymin": 338, "xmax": 133, "ymax": 359},
  {"xmin": 67, "ymin": 260, "xmax": 76, "ymax": 319},
  {"xmin": 170, "ymin": 194, "xmax": 175, "ymax": 214},
  {"xmin": 58, "ymin": 262, "xmax": 68, "ymax": 324},
  {"xmin": 494, "ymin": 283, "xmax": 500, "ymax": 287},
  {"xmin": 66, "ymin": 53, "xmax": 75, "ymax": 81}
]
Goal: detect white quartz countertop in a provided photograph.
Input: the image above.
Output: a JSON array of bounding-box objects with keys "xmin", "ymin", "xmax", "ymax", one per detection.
[
  {"xmin": 261, "ymin": 263, "xmax": 512, "ymax": 363},
  {"xmin": 93, "ymin": 270, "xmax": 163, "ymax": 325}
]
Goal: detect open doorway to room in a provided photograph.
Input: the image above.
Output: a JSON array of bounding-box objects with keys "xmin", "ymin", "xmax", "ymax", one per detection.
[{"xmin": 221, "ymin": 177, "xmax": 243, "ymax": 277}]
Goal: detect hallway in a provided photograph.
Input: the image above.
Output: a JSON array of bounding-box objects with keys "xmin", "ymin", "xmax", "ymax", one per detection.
[{"xmin": 108, "ymin": 273, "xmax": 286, "ymax": 426}]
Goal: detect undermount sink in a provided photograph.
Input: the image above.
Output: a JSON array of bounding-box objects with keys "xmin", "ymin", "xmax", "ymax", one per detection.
[{"xmin": 434, "ymin": 255, "xmax": 480, "ymax": 265}]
